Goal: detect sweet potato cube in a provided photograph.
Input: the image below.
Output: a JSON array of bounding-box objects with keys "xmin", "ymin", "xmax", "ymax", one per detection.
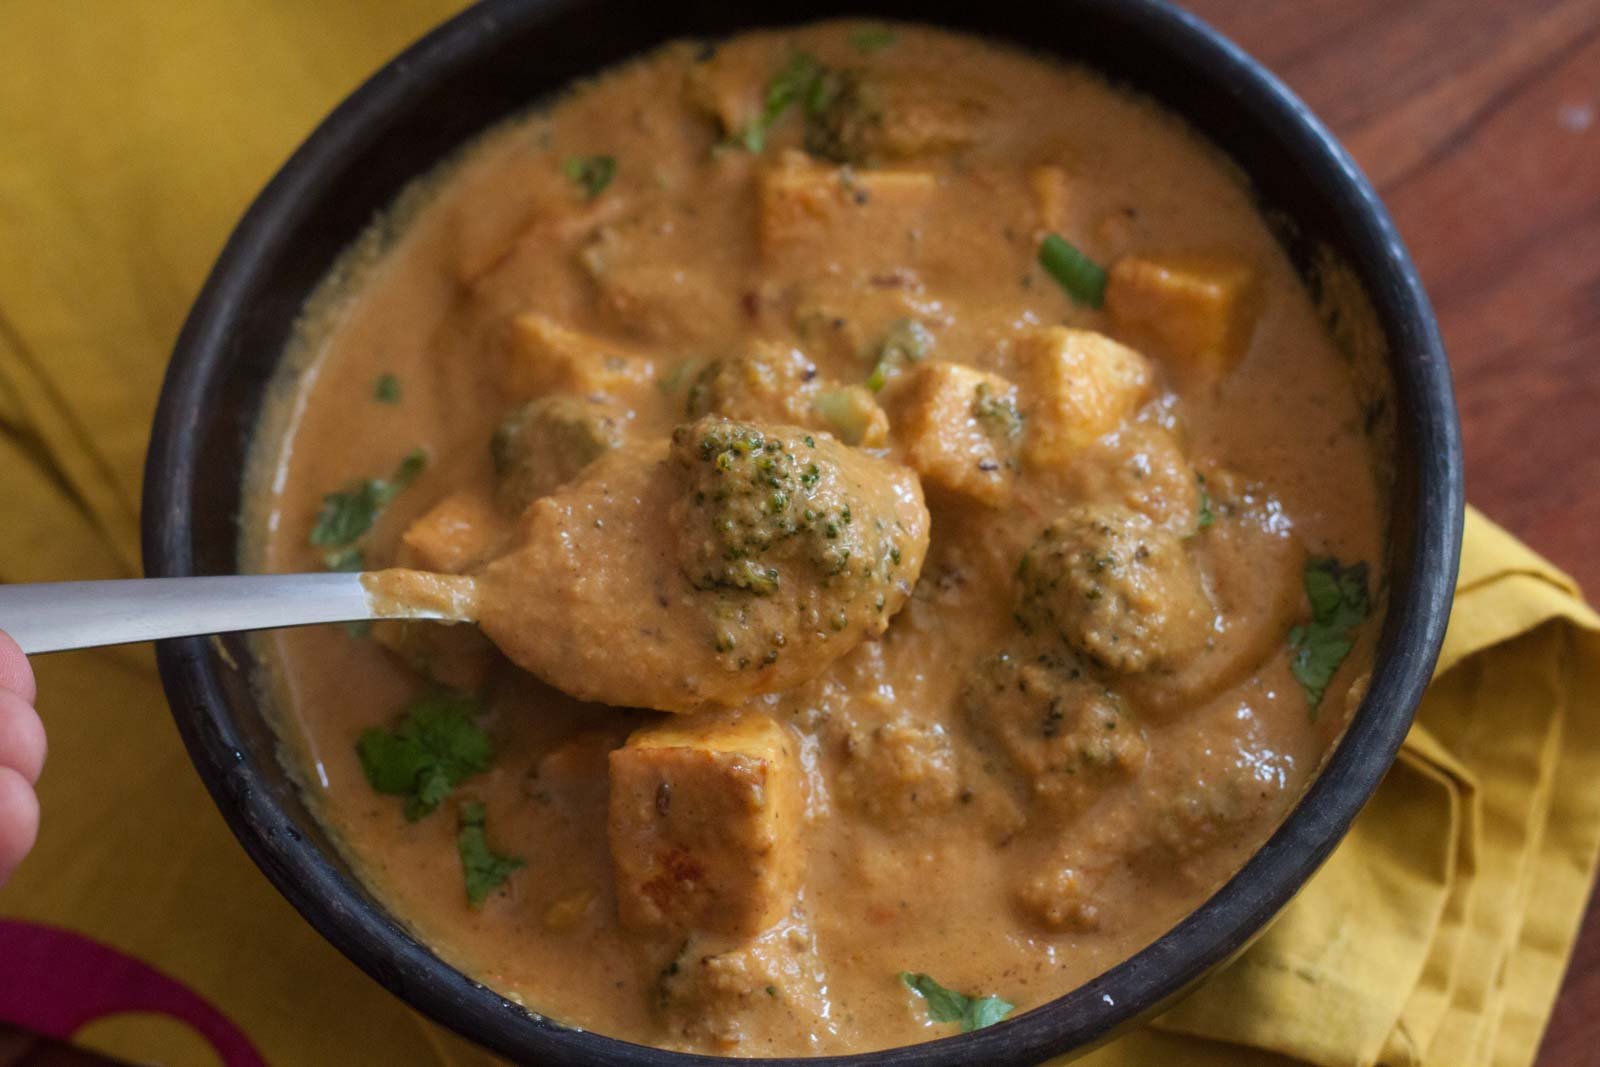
[
  {"xmin": 1014, "ymin": 327, "xmax": 1152, "ymax": 467},
  {"xmin": 757, "ymin": 157, "xmax": 937, "ymax": 268},
  {"xmin": 889, "ymin": 361, "xmax": 1021, "ymax": 507},
  {"xmin": 1105, "ymin": 255, "xmax": 1260, "ymax": 379},
  {"xmin": 608, "ymin": 711, "xmax": 805, "ymax": 938},
  {"xmin": 501, "ymin": 313, "xmax": 656, "ymax": 404},
  {"xmin": 396, "ymin": 490, "xmax": 504, "ymax": 575}
]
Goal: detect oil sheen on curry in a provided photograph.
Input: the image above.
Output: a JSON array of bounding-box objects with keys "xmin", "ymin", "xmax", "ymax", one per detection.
[{"xmin": 248, "ymin": 20, "xmax": 1385, "ymax": 1057}]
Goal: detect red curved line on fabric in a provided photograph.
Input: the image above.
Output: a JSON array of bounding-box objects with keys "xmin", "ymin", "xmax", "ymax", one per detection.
[{"xmin": 0, "ymin": 919, "xmax": 267, "ymax": 1067}]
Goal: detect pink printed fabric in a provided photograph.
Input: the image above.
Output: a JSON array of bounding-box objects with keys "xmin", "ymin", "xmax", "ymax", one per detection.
[{"xmin": 0, "ymin": 920, "xmax": 266, "ymax": 1066}]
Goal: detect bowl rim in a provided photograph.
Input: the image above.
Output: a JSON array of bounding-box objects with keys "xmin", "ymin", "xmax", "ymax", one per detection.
[{"xmin": 141, "ymin": 0, "xmax": 1465, "ymax": 1063}]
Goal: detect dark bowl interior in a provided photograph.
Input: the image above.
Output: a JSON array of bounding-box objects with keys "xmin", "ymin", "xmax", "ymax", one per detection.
[{"xmin": 141, "ymin": 0, "xmax": 1464, "ymax": 1063}]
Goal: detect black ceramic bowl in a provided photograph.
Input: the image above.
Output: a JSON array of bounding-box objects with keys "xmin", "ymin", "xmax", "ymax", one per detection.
[{"xmin": 142, "ymin": 1, "xmax": 1464, "ymax": 1063}]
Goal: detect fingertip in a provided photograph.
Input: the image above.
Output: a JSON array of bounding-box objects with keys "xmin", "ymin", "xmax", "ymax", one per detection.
[
  {"xmin": 0, "ymin": 690, "xmax": 45, "ymax": 784},
  {"xmin": 0, "ymin": 766, "xmax": 39, "ymax": 886},
  {"xmin": 0, "ymin": 631, "xmax": 35, "ymax": 704}
]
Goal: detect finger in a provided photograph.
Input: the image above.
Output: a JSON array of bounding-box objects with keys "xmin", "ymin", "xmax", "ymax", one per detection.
[
  {"xmin": 0, "ymin": 690, "xmax": 45, "ymax": 784},
  {"xmin": 0, "ymin": 631, "xmax": 35, "ymax": 704},
  {"xmin": 0, "ymin": 766, "xmax": 39, "ymax": 886}
]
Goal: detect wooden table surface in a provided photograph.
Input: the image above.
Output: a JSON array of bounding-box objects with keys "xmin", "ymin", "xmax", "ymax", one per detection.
[
  {"xmin": 1183, "ymin": 0, "xmax": 1600, "ymax": 1062},
  {"xmin": 1, "ymin": 2, "xmax": 1595, "ymax": 1065}
]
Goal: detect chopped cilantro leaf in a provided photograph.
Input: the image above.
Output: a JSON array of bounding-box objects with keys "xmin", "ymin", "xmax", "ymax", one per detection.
[
  {"xmin": 356, "ymin": 692, "xmax": 491, "ymax": 821},
  {"xmin": 1038, "ymin": 233, "xmax": 1107, "ymax": 308},
  {"xmin": 737, "ymin": 52, "xmax": 839, "ymax": 153},
  {"xmin": 900, "ymin": 972, "xmax": 1014, "ymax": 1032},
  {"xmin": 967, "ymin": 995, "xmax": 1014, "ymax": 1030},
  {"xmin": 564, "ymin": 154, "xmax": 617, "ymax": 199},
  {"xmin": 457, "ymin": 801, "xmax": 524, "ymax": 906},
  {"xmin": 374, "ymin": 373, "xmax": 402, "ymax": 404},
  {"xmin": 308, "ymin": 449, "xmax": 426, "ymax": 570},
  {"xmin": 1288, "ymin": 556, "xmax": 1371, "ymax": 715},
  {"xmin": 850, "ymin": 25, "xmax": 897, "ymax": 52},
  {"xmin": 1196, "ymin": 473, "xmax": 1215, "ymax": 530}
]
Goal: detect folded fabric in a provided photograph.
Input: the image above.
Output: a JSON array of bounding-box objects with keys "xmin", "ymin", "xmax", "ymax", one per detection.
[
  {"xmin": 1098, "ymin": 516, "xmax": 1600, "ymax": 1067},
  {"xmin": 1, "ymin": 4, "xmax": 1595, "ymax": 1066}
]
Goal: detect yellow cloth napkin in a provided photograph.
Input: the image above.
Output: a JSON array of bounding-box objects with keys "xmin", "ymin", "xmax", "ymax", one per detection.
[{"xmin": 1, "ymin": 4, "xmax": 1597, "ymax": 1066}]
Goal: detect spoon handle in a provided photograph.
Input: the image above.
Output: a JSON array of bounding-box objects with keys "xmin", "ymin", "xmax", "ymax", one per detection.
[{"xmin": 0, "ymin": 572, "xmax": 471, "ymax": 655}]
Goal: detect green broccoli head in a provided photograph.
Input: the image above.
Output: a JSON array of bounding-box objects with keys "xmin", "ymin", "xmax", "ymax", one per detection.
[
  {"xmin": 491, "ymin": 395, "xmax": 623, "ymax": 512},
  {"xmin": 1016, "ymin": 505, "xmax": 1212, "ymax": 673},
  {"xmin": 669, "ymin": 417, "xmax": 889, "ymax": 597}
]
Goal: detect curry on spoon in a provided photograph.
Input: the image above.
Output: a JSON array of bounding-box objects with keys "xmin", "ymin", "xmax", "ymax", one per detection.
[{"xmin": 0, "ymin": 415, "xmax": 930, "ymax": 714}]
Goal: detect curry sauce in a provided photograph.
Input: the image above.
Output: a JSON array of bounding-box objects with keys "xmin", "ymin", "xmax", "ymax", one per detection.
[{"xmin": 247, "ymin": 20, "xmax": 1385, "ymax": 1056}]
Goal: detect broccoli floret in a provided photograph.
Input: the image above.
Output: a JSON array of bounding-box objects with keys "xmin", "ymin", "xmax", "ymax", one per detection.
[
  {"xmin": 660, "ymin": 416, "xmax": 928, "ymax": 678},
  {"xmin": 490, "ymin": 396, "xmax": 623, "ymax": 512},
  {"xmin": 963, "ymin": 651, "xmax": 1146, "ymax": 816},
  {"xmin": 806, "ymin": 68, "xmax": 990, "ymax": 165},
  {"xmin": 685, "ymin": 345, "xmax": 821, "ymax": 425},
  {"xmin": 685, "ymin": 347, "xmax": 889, "ymax": 447},
  {"xmin": 670, "ymin": 417, "xmax": 900, "ymax": 599},
  {"xmin": 811, "ymin": 384, "xmax": 888, "ymax": 447},
  {"xmin": 1015, "ymin": 505, "xmax": 1212, "ymax": 673}
]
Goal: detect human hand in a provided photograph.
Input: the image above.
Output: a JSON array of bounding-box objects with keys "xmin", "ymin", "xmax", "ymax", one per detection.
[{"xmin": 0, "ymin": 630, "xmax": 42, "ymax": 885}]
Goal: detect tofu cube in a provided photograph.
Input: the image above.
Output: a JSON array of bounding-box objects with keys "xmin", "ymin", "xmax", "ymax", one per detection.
[
  {"xmin": 1014, "ymin": 327, "xmax": 1152, "ymax": 467},
  {"xmin": 1105, "ymin": 255, "xmax": 1260, "ymax": 379},
  {"xmin": 889, "ymin": 361, "xmax": 1021, "ymax": 507},
  {"xmin": 501, "ymin": 313, "xmax": 656, "ymax": 404},
  {"xmin": 757, "ymin": 156, "xmax": 937, "ymax": 270},
  {"xmin": 396, "ymin": 489, "xmax": 504, "ymax": 575},
  {"xmin": 608, "ymin": 711, "xmax": 805, "ymax": 938}
]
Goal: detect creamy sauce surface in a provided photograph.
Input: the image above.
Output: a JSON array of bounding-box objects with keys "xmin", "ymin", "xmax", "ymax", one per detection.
[{"xmin": 248, "ymin": 21, "xmax": 1385, "ymax": 1057}]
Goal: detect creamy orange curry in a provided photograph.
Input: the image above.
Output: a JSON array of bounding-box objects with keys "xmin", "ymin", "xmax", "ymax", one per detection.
[{"xmin": 247, "ymin": 20, "xmax": 1385, "ymax": 1057}]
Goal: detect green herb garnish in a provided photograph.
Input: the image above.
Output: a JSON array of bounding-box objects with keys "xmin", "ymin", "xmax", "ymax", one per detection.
[
  {"xmin": 1288, "ymin": 556, "xmax": 1371, "ymax": 715},
  {"xmin": 737, "ymin": 52, "xmax": 839, "ymax": 153},
  {"xmin": 656, "ymin": 358, "xmax": 703, "ymax": 395},
  {"xmin": 900, "ymin": 972, "xmax": 1014, "ymax": 1032},
  {"xmin": 850, "ymin": 25, "xmax": 897, "ymax": 53},
  {"xmin": 564, "ymin": 154, "xmax": 617, "ymax": 199},
  {"xmin": 308, "ymin": 449, "xmax": 426, "ymax": 570},
  {"xmin": 457, "ymin": 801, "xmax": 524, "ymax": 907},
  {"xmin": 865, "ymin": 318, "xmax": 932, "ymax": 391},
  {"xmin": 1196, "ymin": 473, "xmax": 1215, "ymax": 530},
  {"xmin": 971, "ymin": 382, "xmax": 1024, "ymax": 441},
  {"xmin": 373, "ymin": 373, "xmax": 402, "ymax": 404},
  {"xmin": 356, "ymin": 691, "xmax": 491, "ymax": 821},
  {"xmin": 1038, "ymin": 233, "xmax": 1107, "ymax": 308}
]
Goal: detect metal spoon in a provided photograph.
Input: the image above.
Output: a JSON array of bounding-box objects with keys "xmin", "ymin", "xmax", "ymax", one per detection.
[{"xmin": 0, "ymin": 571, "xmax": 477, "ymax": 655}]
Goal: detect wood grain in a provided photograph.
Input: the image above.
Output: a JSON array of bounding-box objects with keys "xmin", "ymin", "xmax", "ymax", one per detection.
[{"xmin": 1185, "ymin": 1, "xmax": 1600, "ymax": 1062}]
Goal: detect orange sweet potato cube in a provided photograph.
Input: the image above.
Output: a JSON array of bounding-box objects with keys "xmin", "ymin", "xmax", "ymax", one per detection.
[{"xmin": 1105, "ymin": 255, "xmax": 1261, "ymax": 380}]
